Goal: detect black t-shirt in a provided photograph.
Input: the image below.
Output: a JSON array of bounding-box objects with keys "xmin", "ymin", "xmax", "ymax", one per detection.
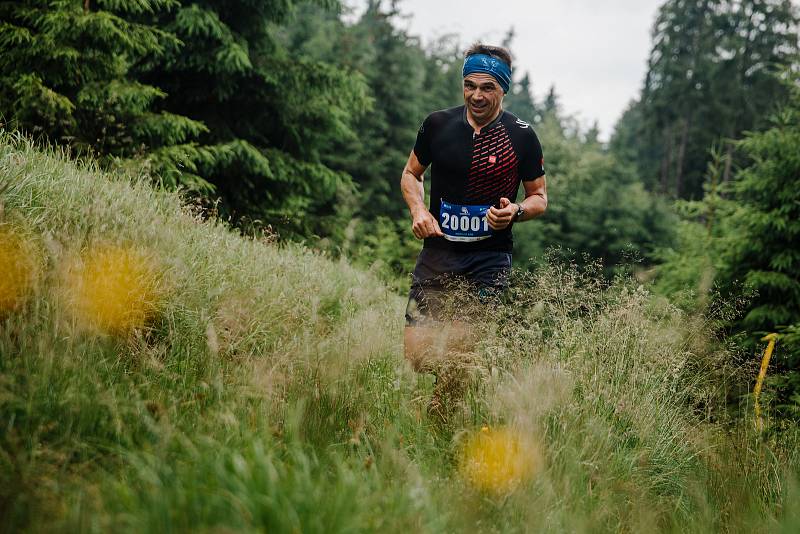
[{"xmin": 413, "ymin": 106, "xmax": 545, "ymax": 252}]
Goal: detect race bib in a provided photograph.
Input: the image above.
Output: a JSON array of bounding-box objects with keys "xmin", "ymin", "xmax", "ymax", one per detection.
[{"xmin": 439, "ymin": 200, "xmax": 492, "ymax": 242}]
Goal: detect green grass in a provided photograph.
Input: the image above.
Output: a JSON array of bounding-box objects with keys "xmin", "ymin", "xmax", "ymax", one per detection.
[{"xmin": 1, "ymin": 131, "xmax": 799, "ymax": 533}]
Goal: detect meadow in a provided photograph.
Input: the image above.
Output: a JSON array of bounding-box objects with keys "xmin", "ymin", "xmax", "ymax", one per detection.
[{"xmin": 2, "ymin": 131, "xmax": 799, "ymax": 532}]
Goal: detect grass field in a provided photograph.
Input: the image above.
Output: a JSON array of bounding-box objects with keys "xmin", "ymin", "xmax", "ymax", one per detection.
[{"xmin": 1, "ymin": 131, "xmax": 799, "ymax": 532}]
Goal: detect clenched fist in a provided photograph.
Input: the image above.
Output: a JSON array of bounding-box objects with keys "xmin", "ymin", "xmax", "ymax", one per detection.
[
  {"xmin": 411, "ymin": 210, "xmax": 444, "ymax": 239},
  {"xmin": 487, "ymin": 197, "xmax": 518, "ymax": 230}
]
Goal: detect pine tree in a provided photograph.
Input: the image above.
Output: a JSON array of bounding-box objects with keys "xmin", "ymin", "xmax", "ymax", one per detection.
[
  {"xmin": 494, "ymin": 29, "xmax": 543, "ymax": 126},
  {"xmin": 609, "ymin": 100, "xmax": 655, "ymax": 186},
  {"xmin": 316, "ymin": 0, "xmax": 444, "ymax": 219},
  {"xmin": 583, "ymin": 121, "xmax": 600, "ymax": 146},
  {"xmin": 0, "ymin": 0, "xmax": 210, "ymax": 189},
  {"xmin": 710, "ymin": 0, "xmax": 799, "ymax": 184},
  {"xmin": 641, "ymin": 0, "xmax": 718, "ymax": 198},
  {"xmin": 269, "ymin": 0, "xmax": 463, "ymax": 279}
]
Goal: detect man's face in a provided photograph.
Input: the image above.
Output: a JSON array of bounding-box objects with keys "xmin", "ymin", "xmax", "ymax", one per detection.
[{"xmin": 463, "ymin": 73, "xmax": 504, "ymax": 125}]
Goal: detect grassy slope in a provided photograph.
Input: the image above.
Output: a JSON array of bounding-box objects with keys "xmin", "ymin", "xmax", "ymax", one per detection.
[{"xmin": 1, "ymin": 132, "xmax": 798, "ymax": 533}]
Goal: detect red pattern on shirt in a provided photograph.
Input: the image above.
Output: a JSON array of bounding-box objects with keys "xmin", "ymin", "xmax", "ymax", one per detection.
[{"xmin": 465, "ymin": 123, "xmax": 519, "ymax": 204}]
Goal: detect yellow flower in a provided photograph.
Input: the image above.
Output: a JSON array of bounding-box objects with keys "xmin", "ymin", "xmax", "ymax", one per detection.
[
  {"xmin": 64, "ymin": 245, "xmax": 160, "ymax": 334},
  {"xmin": 0, "ymin": 225, "xmax": 38, "ymax": 316},
  {"xmin": 459, "ymin": 426, "xmax": 541, "ymax": 494}
]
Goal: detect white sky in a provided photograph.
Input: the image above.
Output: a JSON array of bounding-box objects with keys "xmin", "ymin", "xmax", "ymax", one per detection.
[{"xmin": 346, "ymin": 0, "xmax": 666, "ymax": 140}]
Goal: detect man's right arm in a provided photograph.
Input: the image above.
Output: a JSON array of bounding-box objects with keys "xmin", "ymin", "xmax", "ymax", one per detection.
[{"xmin": 400, "ymin": 150, "xmax": 443, "ymax": 239}]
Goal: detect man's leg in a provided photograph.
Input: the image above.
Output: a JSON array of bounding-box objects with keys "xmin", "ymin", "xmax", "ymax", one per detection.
[
  {"xmin": 467, "ymin": 251, "xmax": 512, "ymax": 297},
  {"xmin": 405, "ymin": 249, "xmax": 515, "ymax": 420},
  {"xmin": 403, "ymin": 323, "xmax": 476, "ymax": 372},
  {"xmin": 405, "ymin": 250, "xmax": 511, "ymax": 362},
  {"xmin": 405, "ymin": 283, "xmax": 480, "ymax": 421},
  {"xmin": 405, "ymin": 281, "xmax": 468, "ymax": 366}
]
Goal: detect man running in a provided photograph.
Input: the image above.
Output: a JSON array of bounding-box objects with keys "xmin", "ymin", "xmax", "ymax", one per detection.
[{"xmin": 401, "ymin": 43, "xmax": 548, "ymax": 386}]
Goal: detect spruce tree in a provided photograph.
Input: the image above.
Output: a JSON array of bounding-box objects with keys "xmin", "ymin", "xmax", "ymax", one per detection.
[
  {"xmin": 718, "ymin": 78, "xmax": 800, "ymax": 354},
  {"xmin": 504, "ymin": 73, "xmax": 541, "ymax": 126},
  {"xmin": 641, "ymin": 0, "xmax": 719, "ymax": 198},
  {"xmin": 272, "ymin": 1, "xmax": 463, "ymax": 279},
  {"xmin": 313, "ymin": 0, "xmax": 445, "ymax": 219},
  {"xmin": 513, "ymin": 120, "xmax": 676, "ymax": 277},
  {"xmin": 0, "ymin": 0, "xmax": 210, "ymax": 189},
  {"xmin": 633, "ymin": 0, "xmax": 798, "ymax": 199},
  {"xmin": 136, "ymin": 0, "xmax": 369, "ymax": 239}
]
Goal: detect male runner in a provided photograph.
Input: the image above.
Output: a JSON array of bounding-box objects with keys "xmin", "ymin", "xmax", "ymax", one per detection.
[{"xmin": 401, "ymin": 43, "xmax": 548, "ymax": 376}]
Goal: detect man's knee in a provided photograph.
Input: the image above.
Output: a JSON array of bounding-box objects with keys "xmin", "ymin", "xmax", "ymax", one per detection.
[
  {"xmin": 404, "ymin": 326, "xmax": 431, "ymax": 372},
  {"xmin": 403, "ymin": 323, "xmax": 475, "ymax": 372}
]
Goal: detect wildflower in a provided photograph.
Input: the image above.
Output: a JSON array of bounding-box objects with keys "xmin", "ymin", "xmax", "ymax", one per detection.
[
  {"xmin": 0, "ymin": 225, "xmax": 37, "ymax": 315},
  {"xmin": 459, "ymin": 426, "xmax": 541, "ymax": 494},
  {"xmin": 64, "ymin": 245, "xmax": 160, "ymax": 334}
]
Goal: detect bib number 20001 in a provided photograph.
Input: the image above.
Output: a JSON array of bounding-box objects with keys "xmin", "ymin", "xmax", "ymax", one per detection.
[{"xmin": 439, "ymin": 200, "xmax": 492, "ymax": 242}]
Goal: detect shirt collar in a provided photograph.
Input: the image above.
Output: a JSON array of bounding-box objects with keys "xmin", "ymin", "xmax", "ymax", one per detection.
[{"xmin": 461, "ymin": 106, "xmax": 505, "ymax": 133}]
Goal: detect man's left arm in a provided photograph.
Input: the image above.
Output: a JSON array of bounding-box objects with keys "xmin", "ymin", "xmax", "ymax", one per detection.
[{"xmin": 486, "ymin": 175, "xmax": 547, "ymax": 230}]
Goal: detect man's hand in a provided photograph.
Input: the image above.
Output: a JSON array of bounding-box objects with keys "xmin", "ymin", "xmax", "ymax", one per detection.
[
  {"xmin": 487, "ymin": 197, "xmax": 517, "ymax": 230},
  {"xmin": 411, "ymin": 209, "xmax": 444, "ymax": 239},
  {"xmin": 401, "ymin": 150, "xmax": 441, "ymax": 240}
]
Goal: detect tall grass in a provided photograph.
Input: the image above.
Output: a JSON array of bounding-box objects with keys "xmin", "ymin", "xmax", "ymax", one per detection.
[{"xmin": 1, "ymin": 131, "xmax": 798, "ymax": 533}]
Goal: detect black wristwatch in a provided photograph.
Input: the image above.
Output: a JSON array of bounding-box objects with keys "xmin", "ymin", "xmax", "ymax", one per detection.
[{"xmin": 513, "ymin": 203, "xmax": 525, "ymax": 222}]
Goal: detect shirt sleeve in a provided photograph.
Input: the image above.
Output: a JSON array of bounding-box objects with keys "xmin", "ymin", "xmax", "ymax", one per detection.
[
  {"xmin": 519, "ymin": 129, "xmax": 545, "ymax": 181},
  {"xmin": 413, "ymin": 115, "xmax": 433, "ymax": 167}
]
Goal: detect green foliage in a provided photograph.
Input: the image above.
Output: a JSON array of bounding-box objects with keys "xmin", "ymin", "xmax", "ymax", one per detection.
[
  {"xmin": 649, "ymin": 145, "xmax": 739, "ymax": 312},
  {"xmin": 609, "ymin": 99, "xmax": 649, "ymax": 177},
  {"xmin": 1, "ymin": 0, "xmax": 678, "ymax": 278},
  {"xmin": 343, "ymin": 216, "xmax": 421, "ymax": 292},
  {"xmin": 651, "ymin": 218, "xmax": 718, "ymax": 311},
  {"xmin": 271, "ymin": 1, "xmax": 462, "ymax": 276},
  {"xmin": 0, "ymin": 0, "xmax": 211, "ymax": 189},
  {"xmin": 276, "ymin": 4, "xmax": 675, "ymax": 281},
  {"xmin": 655, "ymin": 78, "xmax": 800, "ymax": 417},
  {"xmin": 514, "ymin": 117, "xmax": 677, "ymax": 276},
  {"xmin": 0, "ymin": 0, "xmax": 372, "ymax": 236},
  {"xmin": 294, "ymin": 0, "xmax": 461, "ymax": 219},
  {"xmin": 717, "ymin": 79, "xmax": 800, "ymax": 368},
  {"xmin": 4, "ymin": 135, "xmax": 800, "ymax": 532},
  {"xmin": 132, "ymin": 0, "xmax": 369, "ymax": 237},
  {"xmin": 503, "ymin": 73, "xmax": 542, "ymax": 126},
  {"xmin": 614, "ymin": 0, "xmax": 799, "ymax": 199}
]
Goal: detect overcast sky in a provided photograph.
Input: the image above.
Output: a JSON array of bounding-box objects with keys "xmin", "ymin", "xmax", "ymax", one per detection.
[{"xmin": 345, "ymin": 0, "xmax": 668, "ymax": 140}]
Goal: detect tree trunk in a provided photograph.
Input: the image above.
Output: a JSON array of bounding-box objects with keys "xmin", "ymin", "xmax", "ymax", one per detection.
[
  {"xmin": 675, "ymin": 117, "xmax": 690, "ymax": 198},
  {"xmin": 660, "ymin": 125, "xmax": 673, "ymax": 196},
  {"xmin": 722, "ymin": 142, "xmax": 733, "ymax": 191}
]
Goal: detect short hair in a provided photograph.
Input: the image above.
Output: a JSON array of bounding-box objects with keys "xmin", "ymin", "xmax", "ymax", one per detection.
[{"xmin": 464, "ymin": 43, "xmax": 513, "ymax": 69}]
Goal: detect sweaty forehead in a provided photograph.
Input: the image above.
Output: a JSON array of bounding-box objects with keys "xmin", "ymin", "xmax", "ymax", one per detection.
[{"xmin": 464, "ymin": 73, "xmax": 500, "ymax": 87}]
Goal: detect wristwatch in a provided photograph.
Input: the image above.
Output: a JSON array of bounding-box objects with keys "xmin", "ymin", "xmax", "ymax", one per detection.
[{"xmin": 513, "ymin": 203, "xmax": 525, "ymax": 222}]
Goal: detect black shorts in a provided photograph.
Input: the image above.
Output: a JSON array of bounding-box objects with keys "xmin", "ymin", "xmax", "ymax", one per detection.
[{"xmin": 405, "ymin": 248, "xmax": 512, "ymax": 326}]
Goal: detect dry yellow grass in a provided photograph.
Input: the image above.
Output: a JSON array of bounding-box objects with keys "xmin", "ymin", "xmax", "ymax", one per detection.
[
  {"xmin": 0, "ymin": 224, "xmax": 38, "ymax": 315},
  {"xmin": 459, "ymin": 426, "xmax": 542, "ymax": 494},
  {"xmin": 61, "ymin": 244, "xmax": 161, "ymax": 334}
]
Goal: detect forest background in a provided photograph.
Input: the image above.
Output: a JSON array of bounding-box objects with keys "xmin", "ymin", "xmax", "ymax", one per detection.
[{"xmin": 2, "ymin": 0, "xmax": 800, "ymax": 450}]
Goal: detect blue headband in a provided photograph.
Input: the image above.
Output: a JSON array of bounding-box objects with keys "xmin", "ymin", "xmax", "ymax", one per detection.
[{"xmin": 462, "ymin": 54, "xmax": 512, "ymax": 94}]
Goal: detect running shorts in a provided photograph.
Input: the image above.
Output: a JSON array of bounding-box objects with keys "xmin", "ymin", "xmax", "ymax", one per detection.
[{"xmin": 405, "ymin": 248, "xmax": 512, "ymax": 326}]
